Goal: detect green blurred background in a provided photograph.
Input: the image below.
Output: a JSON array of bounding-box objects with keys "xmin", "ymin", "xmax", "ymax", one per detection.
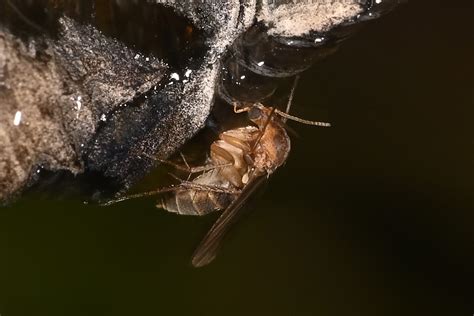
[{"xmin": 1, "ymin": 1, "xmax": 473, "ymax": 315}]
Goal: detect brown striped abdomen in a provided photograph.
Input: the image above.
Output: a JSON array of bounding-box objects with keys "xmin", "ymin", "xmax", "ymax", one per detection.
[{"xmin": 156, "ymin": 170, "xmax": 238, "ymax": 216}]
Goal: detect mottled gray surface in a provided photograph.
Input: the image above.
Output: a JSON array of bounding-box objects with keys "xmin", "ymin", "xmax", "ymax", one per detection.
[
  {"xmin": 0, "ymin": 17, "xmax": 166, "ymax": 202},
  {"xmin": 258, "ymin": 0, "xmax": 363, "ymax": 36},
  {"xmin": 0, "ymin": 0, "xmax": 403, "ymax": 202},
  {"xmin": 87, "ymin": 0, "xmax": 257, "ymax": 193}
]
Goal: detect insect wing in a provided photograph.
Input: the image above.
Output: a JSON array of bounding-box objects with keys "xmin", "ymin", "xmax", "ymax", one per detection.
[{"xmin": 191, "ymin": 175, "xmax": 266, "ymax": 267}]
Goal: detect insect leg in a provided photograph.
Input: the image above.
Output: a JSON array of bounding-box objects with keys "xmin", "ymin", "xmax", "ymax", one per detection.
[
  {"xmin": 140, "ymin": 151, "xmax": 227, "ymax": 175},
  {"xmin": 285, "ymin": 75, "xmax": 300, "ymax": 116},
  {"xmin": 233, "ymin": 102, "xmax": 252, "ymax": 114},
  {"xmin": 101, "ymin": 180, "xmax": 240, "ymax": 207},
  {"xmin": 251, "ymin": 107, "xmax": 277, "ymax": 151},
  {"xmin": 166, "ymin": 173, "xmax": 241, "ymax": 195},
  {"xmin": 178, "ymin": 181, "xmax": 241, "ymax": 195},
  {"xmin": 100, "ymin": 186, "xmax": 183, "ymax": 206}
]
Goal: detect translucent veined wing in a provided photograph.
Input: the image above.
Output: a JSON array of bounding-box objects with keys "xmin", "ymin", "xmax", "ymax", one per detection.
[{"xmin": 191, "ymin": 175, "xmax": 266, "ymax": 267}]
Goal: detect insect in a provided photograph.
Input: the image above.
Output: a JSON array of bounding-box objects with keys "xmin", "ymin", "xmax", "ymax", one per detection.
[{"xmin": 104, "ymin": 76, "xmax": 330, "ymax": 267}]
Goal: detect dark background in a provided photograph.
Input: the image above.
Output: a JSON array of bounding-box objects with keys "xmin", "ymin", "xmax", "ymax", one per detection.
[{"xmin": 1, "ymin": 1, "xmax": 473, "ymax": 315}]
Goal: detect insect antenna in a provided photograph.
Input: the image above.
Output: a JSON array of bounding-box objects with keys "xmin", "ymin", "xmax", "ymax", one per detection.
[
  {"xmin": 274, "ymin": 109, "xmax": 331, "ymax": 127},
  {"xmin": 276, "ymin": 74, "xmax": 331, "ymax": 127}
]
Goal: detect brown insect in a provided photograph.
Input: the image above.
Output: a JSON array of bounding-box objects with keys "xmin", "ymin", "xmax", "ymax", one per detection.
[
  {"xmin": 104, "ymin": 76, "xmax": 330, "ymax": 267},
  {"xmin": 157, "ymin": 105, "xmax": 291, "ymax": 216}
]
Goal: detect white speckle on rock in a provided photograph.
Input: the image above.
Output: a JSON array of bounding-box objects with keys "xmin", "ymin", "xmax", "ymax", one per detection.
[
  {"xmin": 170, "ymin": 73, "xmax": 180, "ymax": 81},
  {"xmin": 75, "ymin": 95, "xmax": 82, "ymax": 118},
  {"xmin": 13, "ymin": 111, "xmax": 22, "ymax": 126}
]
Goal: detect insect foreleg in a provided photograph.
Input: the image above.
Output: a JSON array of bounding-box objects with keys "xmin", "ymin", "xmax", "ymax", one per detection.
[{"xmin": 233, "ymin": 102, "xmax": 252, "ymax": 114}]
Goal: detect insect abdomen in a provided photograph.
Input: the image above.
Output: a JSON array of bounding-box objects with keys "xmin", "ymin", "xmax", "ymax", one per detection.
[
  {"xmin": 157, "ymin": 170, "xmax": 237, "ymax": 216},
  {"xmin": 158, "ymin": 189, "xmax": 234, "ymax": 216}
]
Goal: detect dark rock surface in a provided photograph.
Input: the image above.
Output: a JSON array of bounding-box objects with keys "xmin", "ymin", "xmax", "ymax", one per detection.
[
  {"xmin": 0, "ymin": 17, "xmax": 166, "ymax": 202},
  {"xmin": 0, "ymin": 0, "xmax": 403, "ymax": 203}
]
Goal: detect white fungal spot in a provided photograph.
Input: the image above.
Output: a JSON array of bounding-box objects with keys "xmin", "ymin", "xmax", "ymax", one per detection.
[
  {"xmin": 184, "ymin": 69, "xmax": 192, "ymax": 78},
  {"xmin": 240, "ymin": 75, "xmax": 246, "ymax": 80},
  {"xmin": 170, "ymin": 73, "xmax": 180, "ymax": 81},
  {"xmin": 75, "ymin": 96, "xmax": 82, "ymax": 118},
  {"xmin": 13, "ymin": 111, "xmax": 22, "ymax": 126},
  {"xmin": 257, "ymin": 61, "xmax": 265, "ymax": 66},
  {"xmin": 100, "ymin": 114, "xmax": 107, "ymax": 122}
]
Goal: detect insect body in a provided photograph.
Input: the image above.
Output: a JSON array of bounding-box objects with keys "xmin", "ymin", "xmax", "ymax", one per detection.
[
  {"xmin": 103, "ymin": 77, "xmax": 330, "ymax": 267},
  {"xmin": 158, "ymin": 105, "xmax": 290, "ymax": 219},
  {"xmin": 190, "ymin": 104, "xmax": 294, "ymax": 267},
  {"xmin": 189, "ymin": 94, "xmax": 331, "ymax": 266}
]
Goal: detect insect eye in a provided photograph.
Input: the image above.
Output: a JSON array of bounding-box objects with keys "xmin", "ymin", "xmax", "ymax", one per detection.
[{"xmin": 248, "ymin": 107, "xmax": 262, "ymax": 121}]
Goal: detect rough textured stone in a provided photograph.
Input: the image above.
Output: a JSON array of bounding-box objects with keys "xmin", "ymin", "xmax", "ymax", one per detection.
[
  {"xmin": 0, "ymin": 0, "xmax": 404, "ymax": 203},
  {"xmin": 0, "ymin": 17, "xmax": 166, "ymax": 202},
  {"xmin": 86, "ymin": 1, "xmax": 258, "ymax": 195}
]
